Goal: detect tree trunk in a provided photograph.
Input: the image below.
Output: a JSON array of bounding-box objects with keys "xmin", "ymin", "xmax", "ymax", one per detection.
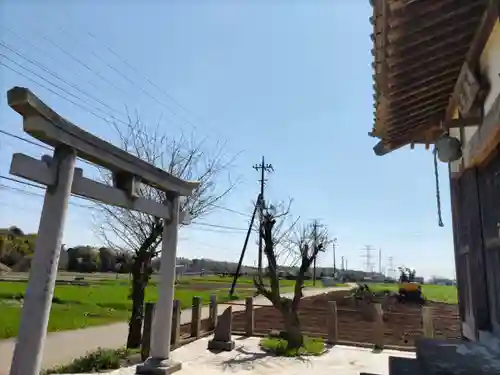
[
  {"xmin": 126, "ymin": 256, "xmax": 147, "ymax": 348},
  {"xmin": 283, "ymin": 309, "xmax": 303, "ymax": 350}
]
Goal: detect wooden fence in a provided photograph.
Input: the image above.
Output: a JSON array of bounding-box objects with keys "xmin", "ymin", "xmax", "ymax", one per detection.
[{"xmin": 141, "ymin": 295, "xmax": 441, "ymax": 358}]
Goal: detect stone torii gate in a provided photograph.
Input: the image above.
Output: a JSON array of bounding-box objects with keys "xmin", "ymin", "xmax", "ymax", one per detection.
[{"xmin": 6, "ymin": 87, "xmax": 200, "ymax": 375}]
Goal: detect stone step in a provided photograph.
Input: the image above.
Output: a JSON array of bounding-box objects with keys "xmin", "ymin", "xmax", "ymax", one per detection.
[
  {"xmin": 388, "ymin": 356, "xmax": 422, "ymax": 375},
  {"xmin": 416, "ymin": 338, "xmax": 500, "ymax": 375}
]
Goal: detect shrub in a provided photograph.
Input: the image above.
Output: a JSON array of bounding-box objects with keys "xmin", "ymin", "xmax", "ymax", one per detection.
[
  {"xmin": 42, "ymin": 347, "xmax": 137, "ymax": 374},
  {"xmin": 260, "ymin": 336, "xmax": 325, "ymax": 357}
]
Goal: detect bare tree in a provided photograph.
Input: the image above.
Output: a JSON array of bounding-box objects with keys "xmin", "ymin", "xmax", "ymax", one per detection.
[
  {"xmin": 95, "ymin": 116, "xmax": 239, "ymax": 348},
  {"xmin": 253, "ymin": 203, "xmax": 330, "ymax": 350}
]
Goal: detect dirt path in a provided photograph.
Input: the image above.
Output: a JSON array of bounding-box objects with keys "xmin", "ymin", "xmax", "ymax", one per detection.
[{"xmin": 0, "ymin": 285, "xmax": 351, "ymax": 374}]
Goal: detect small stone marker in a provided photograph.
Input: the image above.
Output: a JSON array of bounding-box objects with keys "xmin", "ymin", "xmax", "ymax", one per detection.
[
  {"xmin": 208, "ymin": 306, "xmax": 235, "ymax": 351},
  {"xmin": 209, "ymin": 294, "xmax": 218, "ymax": 330}
]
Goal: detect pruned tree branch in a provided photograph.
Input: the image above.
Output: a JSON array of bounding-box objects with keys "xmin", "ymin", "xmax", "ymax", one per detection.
[
  {"xmin": 94, "ymin": 114, "xmax": 240, "ymax": 256},
  {"xmin": 252, "ymin": 203, "xmax": 331, "ymax": 313}
]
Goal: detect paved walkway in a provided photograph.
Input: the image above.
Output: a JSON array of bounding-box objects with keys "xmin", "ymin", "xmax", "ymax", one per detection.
[
  {"xmin": 67, "ymin": 336, "xmax": 416, "ymax": 375},
  {"xmin": 0, "ymin": 286, "xmax": 351, "ymax": 374}
]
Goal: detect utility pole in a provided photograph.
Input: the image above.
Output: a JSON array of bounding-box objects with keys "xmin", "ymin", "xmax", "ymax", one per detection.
[
  {"xmin": 312, "ymin": 221, "xmax": 318, "ymax": 286},
  {"xmin": 311, "ymin": 219, "xmax": 326, "ymax": 286},
  {"xmin": 229, "ymin": 195, "xmax": 260, "ymax": 296},
  {"xmin": 332, "ymin": 241, "xmax": 337, "ymax": 277},
  {"xmin": 341, "ymin": 256, "xmax": 344, "ymax": 271},
  {"xmin": 378, "ymin": 248, "xmax": 382, "ymax": 274},
  {"xmin": 253, "ymin": 156, "xmax": 274, "ymax": 275}
]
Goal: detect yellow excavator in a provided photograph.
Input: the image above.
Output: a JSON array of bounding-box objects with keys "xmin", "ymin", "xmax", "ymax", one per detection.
[{"xmin": 397, "ymin": 267, "xmax": 425, "ymax": 305}]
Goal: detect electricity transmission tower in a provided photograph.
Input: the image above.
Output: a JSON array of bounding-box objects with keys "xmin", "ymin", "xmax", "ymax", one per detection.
[
  {"xmin": 361, "ymin": 245, "xmax": 375, "ymax": 274},
  {"xmin": 387, "ymin": 256, "xmax": 395, "ymax": 278},
  {"xmin": 253, "ymin": 156, "xmax": 273, "ymax": 275}
]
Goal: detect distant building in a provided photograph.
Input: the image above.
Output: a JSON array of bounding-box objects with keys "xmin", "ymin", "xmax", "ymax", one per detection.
[{"xmin": 431, "ymin": 277, "xmax": 454, "ymax": 286}]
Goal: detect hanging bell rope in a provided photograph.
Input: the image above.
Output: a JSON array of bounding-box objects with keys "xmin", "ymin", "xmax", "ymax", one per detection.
[{"xmin": 433, "ymin": 147, "xmax": 444, "ymax": 227}]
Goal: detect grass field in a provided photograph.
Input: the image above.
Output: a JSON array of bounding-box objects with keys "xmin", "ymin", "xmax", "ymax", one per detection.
[
  {"xmin": 0, "ymin": 274, "xmax": 318, "ymax": 339},
  {"xmin": 365, "ymin": 283, "xmax": 458, "ymax": 304}
]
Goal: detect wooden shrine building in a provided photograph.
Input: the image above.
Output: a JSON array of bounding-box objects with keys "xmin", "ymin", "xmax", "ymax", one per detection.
[{"xmin": 370, "ymin": 0, "xmax": 500, "ymax": 345}]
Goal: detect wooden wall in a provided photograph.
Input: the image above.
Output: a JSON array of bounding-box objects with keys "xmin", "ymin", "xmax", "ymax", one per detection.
[
  {"xmin": 478, "ymin": 149, "xmax": 500, "ymax": 332},
  {"xmin": 452, "ymin": 149, "xmax": 500, "ymax": 340}
]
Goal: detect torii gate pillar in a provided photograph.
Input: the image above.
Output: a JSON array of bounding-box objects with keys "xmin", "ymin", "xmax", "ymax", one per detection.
[
  {"xmin": 9, "ymin": 146, "xmax": 76, "ymax": 375},
  {"xmin": 137, "ymin": 195, "xmax": 182, "ymax": 374}
]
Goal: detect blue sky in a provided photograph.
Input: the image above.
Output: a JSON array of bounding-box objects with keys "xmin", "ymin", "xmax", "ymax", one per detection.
[{"xmin": 0, "ymin": 0, "xmax": 454, "ymax": 278}]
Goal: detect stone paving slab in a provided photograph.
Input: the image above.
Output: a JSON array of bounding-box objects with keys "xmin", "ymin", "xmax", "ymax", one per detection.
[{"xmin": 60, "ymin": 336, "xmax": 416, "ymax": 375}]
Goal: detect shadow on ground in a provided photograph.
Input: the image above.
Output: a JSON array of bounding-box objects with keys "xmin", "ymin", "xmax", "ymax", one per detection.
[{"xmin": 218, "ymin": 346, "xmax": 311, "ymax": 371}]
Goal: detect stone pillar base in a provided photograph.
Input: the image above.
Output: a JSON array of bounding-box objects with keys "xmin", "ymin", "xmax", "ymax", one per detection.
[
  {"xmin": 208, "ymin": 339, "xmax": 235, "ymax": 351},
  {"xmin": 136, "ymin": 357, "xmax": 182, "ymax": 375}
]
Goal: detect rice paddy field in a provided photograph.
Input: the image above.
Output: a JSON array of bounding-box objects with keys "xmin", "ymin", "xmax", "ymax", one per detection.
[
  {"xmin": 0, "ymin": 272, "xmax": 314, "ymax": 339},
  {"xmin": 365, "ymin": 282, "xmax": 458, "ymax": 304}
]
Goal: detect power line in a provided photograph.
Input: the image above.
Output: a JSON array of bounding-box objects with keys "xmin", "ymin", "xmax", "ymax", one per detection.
[
  {"xmin": 4, "ymin": 26, "xmax": 119, "ymax": 101},
  {"xmin": 8, "ymin": 26, "xmax": 197, "ymax": 146},
  {"xmin": 209, "ymin": 204, "xmax": 251, "ymax": 218},
  {"xmin": 0, "ymin": 175, "xmax": 45, "ymax": 190},
  {"xmin": 6, "ymin": 25, "xmax": 200, "ymax": 141},
  {"xmin": 0, "ymin": 183, "xmax": 246, "ymax": 233},
  {"xmin": 0, "ymin": 129, "xmax": 51, "ymax": 151},
  {"xmin": 4, "ymin": 24, "xmax": 235, "ymax": 157},
  {"xmin": 0, "ymin": 183, "xmax": 93, "ymax": 209},
  {"xmin": 56, "ymin": 27, "xmax": 186, "ymax": 125},
  {"xmin": 41, "ymin": 34, "xmax": 130, "ymax": 97},
  {"xmin": 59, "ymin": 21, "xmax": 238, "ymax": 156},
  {"xmin": 0, "ymin": 175, "xmax": 249, "ymax": 230},
  {"xmin": 0, "ymin": 52, "xmax": 130, "ymax": 129},
  {"xmin": 0, "ymin": 129, "xmax": 95, "ymax": 168},
  {"xmin": 0, "ymin": 39, "xmax": 127, "ymax": 121},
  {"xmin": 67, "ymin": 23, "xmax": 204, "ymax": 131},
  {"xmin": 0, "ymin": 60, "xmax": 116, "ymax": 128},
  {"xmin": 38, "ymin": 27, "xmax": 201, "ymax": 134},
  {"xmin": 186, "ymin": 226, "xmax": 247, "ymax": 235},
  {"xmin": 0, "ymin": 193, "xmax": 244, "ymax": 236},
  {"xmin": 0, "ymin": 130, "xmax": 250, "ymax": 219},
  {"xmin": 190, "ymin": 222, "xmax": 247, "ymax": 231}
]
